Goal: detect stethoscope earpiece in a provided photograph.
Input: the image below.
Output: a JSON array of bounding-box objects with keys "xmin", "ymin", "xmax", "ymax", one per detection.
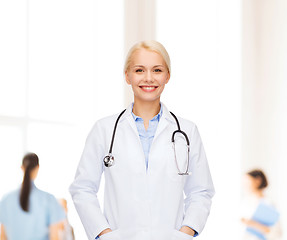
[{"xmin": 178, "ymin": 172, "xmax": 192, "ymax": 176}]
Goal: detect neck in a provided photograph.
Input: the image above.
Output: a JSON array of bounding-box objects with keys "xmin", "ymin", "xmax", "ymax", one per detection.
[
  {"xmin": 253, "ymin": 190, "xmax": 264, "ymax": 198},
  {"xmin": 133, "ymin": 99, "xmax": 161, "ymax": 121}
]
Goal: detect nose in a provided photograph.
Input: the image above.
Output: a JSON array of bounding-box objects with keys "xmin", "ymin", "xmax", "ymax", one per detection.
[{"xmin": 145, "ymin": 70, "xmax": 154, "ymax": 83}]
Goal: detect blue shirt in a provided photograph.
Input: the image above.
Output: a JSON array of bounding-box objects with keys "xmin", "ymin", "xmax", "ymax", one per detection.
[
  {"xmin": 131, "ymin": 104, "xmax": 162, "ymax": 169},
  {"xmin": 0, "ymin": 182, "xmax": 65, "ymax": 240}
]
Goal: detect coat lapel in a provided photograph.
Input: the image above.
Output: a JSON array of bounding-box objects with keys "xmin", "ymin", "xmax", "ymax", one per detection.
[
  {"xmin": 119, "ymin": 103, "xmax": 139, "ymax": 137},
  {"xmin": 153, "ymin": 103, "xmax": 176, "ymax": 141}
]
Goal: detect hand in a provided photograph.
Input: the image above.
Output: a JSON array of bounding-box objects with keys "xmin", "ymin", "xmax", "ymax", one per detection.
[
  {"xmin": 241, "ymin": 217, "xmax": 250, "ymax": 225},
  {"xmin": 179, "ymin": 226, "xmax": 195, "ymax": 236},
  {"xmin": 98, "ymin": 228, "xmax": 112, "ymax": 237},
  {"xmin": 241, "ymin": 218, "xmax": 270, "ymax": 234}
]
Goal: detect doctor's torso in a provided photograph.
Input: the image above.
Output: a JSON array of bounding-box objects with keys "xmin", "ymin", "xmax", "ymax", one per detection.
[
  {"xmin": 94, "ymin": 104, "xmax": 194, "ymax": 238},
  {"xmin": 70, "ymin": 103, "xmax": 214, "ymax": 240}
]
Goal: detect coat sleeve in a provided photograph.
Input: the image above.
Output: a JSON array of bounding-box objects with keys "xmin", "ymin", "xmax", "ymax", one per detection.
[
  {"xmin": 182, "ymin": 125, "xmax": 215, "ymax": 235},
  {"xmin": 69, "ymin": 121, "xmax": 110, "ymax": 240}
]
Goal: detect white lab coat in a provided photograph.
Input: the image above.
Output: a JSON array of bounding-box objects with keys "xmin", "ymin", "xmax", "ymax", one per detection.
[{"xmin": 69, "ymin": 103, "xmax": 215, "ymax": 240}]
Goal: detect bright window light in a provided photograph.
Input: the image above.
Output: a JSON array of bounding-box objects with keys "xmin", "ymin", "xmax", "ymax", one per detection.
[
  {"xmin": 0, "ymin": 1, "xmax": 124, "ymax": 239},
  {"xmin": 0, "ymin": 0, "xmax": 27, "ymax": 117}
]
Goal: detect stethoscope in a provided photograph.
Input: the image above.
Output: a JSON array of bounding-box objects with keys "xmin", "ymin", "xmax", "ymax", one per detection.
[{"xmin": 103, "ymin": 109, "xmax": 191, "ymax": 175}]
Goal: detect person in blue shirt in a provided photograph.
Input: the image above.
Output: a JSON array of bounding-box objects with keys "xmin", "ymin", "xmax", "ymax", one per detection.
[
  {"xmin": 0, "ymin": 152, "xmax": 65, "ymax": 240},
  {"xmin": 241, "ymin": 169, "xmax": 282, "ymax": 240}
]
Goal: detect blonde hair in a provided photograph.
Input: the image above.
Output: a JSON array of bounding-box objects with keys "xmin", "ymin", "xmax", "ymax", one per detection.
[{"xmin": 124, "ymin": 40, "xmax": 171, "ymax": 74}]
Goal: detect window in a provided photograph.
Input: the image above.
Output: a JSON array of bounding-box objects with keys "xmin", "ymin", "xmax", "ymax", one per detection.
[{"xmin": 0, "ymin": 0, "xmax": 124, "ymax": 238}]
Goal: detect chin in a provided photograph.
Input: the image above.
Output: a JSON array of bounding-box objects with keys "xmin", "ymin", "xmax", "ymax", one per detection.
[{"xmin": 135, "ymin": 97, "xmax": 161, "ymax": 103}]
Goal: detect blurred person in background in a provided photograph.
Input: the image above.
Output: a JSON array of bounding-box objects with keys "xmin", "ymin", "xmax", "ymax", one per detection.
[
  {"xmin": 58, "ymin": 198, "xmax": 75, "ymax": 240},
  {"xmin": 0, "ymin": 153, "xmax": 65, "ymax": 240},
  {"xmin": 241, "ymin": 169, "xmax": 282, "ymax": 240}
]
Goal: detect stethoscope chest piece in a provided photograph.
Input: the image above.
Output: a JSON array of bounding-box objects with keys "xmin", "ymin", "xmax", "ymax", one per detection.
[{"xmin": 103, "ymin": 154, "xmax": 115, "ymax": 167}]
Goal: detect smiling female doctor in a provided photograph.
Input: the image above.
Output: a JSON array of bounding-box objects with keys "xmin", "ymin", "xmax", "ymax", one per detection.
[{"xmin": 69, "ymin": 41, "xmax": 215, "ymax": 240}]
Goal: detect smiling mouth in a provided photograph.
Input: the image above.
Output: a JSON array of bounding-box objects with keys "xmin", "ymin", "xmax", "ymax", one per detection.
[{"xmin": 139, "ymin": 86, "xmax": 158, "ymax": 91}]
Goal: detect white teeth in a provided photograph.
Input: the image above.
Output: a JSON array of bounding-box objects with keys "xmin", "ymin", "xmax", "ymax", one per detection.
[{"xmin": 141, "ymin": 87, "xmax": 155, "ymax": 90}]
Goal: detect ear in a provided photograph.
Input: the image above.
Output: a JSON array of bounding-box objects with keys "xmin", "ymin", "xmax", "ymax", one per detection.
[
  {"xmin": 21, "ymin": 165, "xmax": 24, "ymax": 171},
  {"xmin": 125, "ymin": 71, "xmax": 131, "ymax": 85}
]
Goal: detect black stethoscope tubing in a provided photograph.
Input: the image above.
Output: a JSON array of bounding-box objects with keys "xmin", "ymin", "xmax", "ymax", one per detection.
[
  {"xmin": 169, "ymin": 111, "xmax": 190, "ymax": 146},
  {"xmin": 108, "ymin": 109, "xmax": 126, "ymax": 155},
  {"xmin": 103, "ymin": 109, "xmax": 191, "ymax": 175}
]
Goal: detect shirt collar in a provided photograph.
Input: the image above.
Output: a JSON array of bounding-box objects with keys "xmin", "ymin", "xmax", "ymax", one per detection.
[
  {"xmin": 119, "ymin": 102, "xmax": 175, "ymax": 126},
  {"xmin": 31, "ymin": 181, "xmax": 36, "ymax": 189},
  {"xmin": 131, "ymin": 103, "xmax": 163, "ymax": 122}
]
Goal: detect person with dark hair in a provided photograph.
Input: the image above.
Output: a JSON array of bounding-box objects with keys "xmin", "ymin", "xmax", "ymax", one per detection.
[
  {"xmin": 0, "ymin": 153, "xmax": 65, "ymax": 240},
  {"xmin": 240, "ymin": 169, "xmax": 282, "ymax": 240},
  {"xmin": 247, "ymin": 170, "xmax": 268, "ymax": 191}
]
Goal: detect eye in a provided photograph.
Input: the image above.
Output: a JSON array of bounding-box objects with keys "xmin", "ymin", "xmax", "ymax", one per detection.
[
  {"xmin": 154, "ymin": 68, "xmax": 163, "ymax": 72},
  {"xmin": 135, "ymin": 69, "xmax": 143, "ymax": 73}
]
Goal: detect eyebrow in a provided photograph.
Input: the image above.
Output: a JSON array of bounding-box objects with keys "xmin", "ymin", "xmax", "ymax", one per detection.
[
  {"xmin": 132, "ymin": 65, "xmax": 165, "ymax": 68},
  {"xmin": 132, "ymin": 65, "xmax": 145, "ymax": 68}
]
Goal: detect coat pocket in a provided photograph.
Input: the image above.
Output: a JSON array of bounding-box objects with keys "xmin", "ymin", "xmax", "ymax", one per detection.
[
  {"xmin": 172, "ymin": 229, "xmax": 194, "ymax": 240},
  {"xmin": 99, "ymin": 229, "xmax": 121, "ymax": 240}
]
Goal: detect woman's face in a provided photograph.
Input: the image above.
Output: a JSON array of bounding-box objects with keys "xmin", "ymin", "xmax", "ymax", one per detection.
[
  {"xmin": 125, "ymin": 48, "xmax": 170, "ymax": 104},
  {"xmin": 243, "ymin": 174, "xmax": 261, "ymax": 193}
]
